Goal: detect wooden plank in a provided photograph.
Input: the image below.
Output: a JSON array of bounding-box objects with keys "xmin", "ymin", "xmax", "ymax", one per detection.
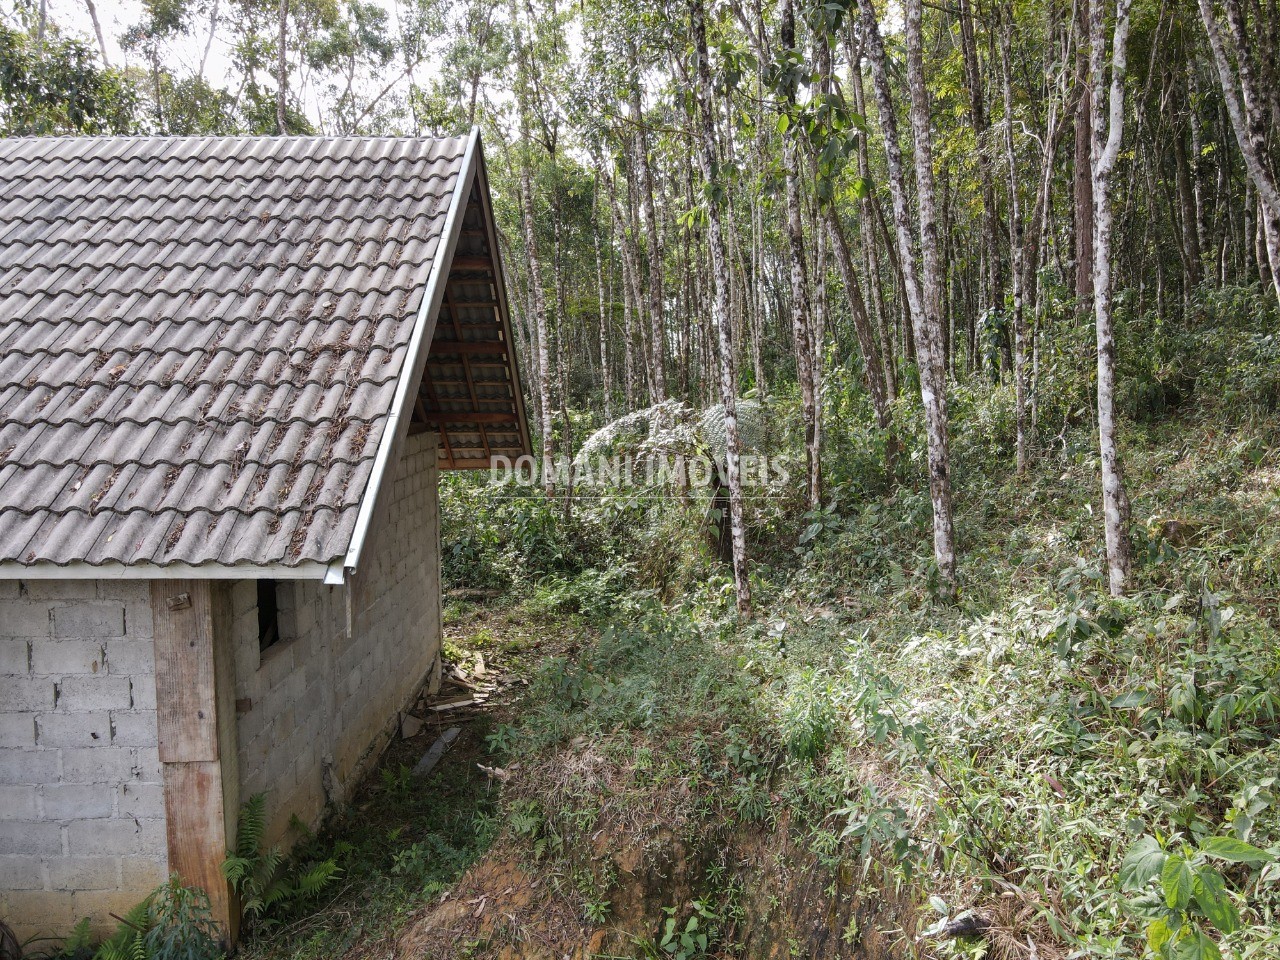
[
  {"xmin": 427, "ymin": 341, "xmax": 510, "ymax": 355},
  {"xmin": 444, "ymin": 286, "xmax": 491, "ymax": 461},
  {"xmin": 151, "ymin": 580, "xmax": 218, "ymax": 763},
  {"xmin": 417, "ymin": 372, "xmax": 455, "ymax": 467},
  {"xmin": 421, "ymin": 411, "xmax": 518, "ymax": 424},
  {"xmin": 151, "ymin": 580, "xmax": 237, "ymax": 944},
  {"xmin": 448, "ymin": 255, "xmax": 493, "ymax": 271},
  {"xmin": 163, "ymin": 760, "xmax": 234, "ymax": 937},
  {"xmin": 411, "ymin": 727, "xmax": 461, "ymax": 777}
]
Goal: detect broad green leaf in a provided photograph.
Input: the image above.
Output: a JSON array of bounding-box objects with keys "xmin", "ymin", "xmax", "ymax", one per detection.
[
  {"xmin": 1120, "ymin": 836, "xmax": 1167, "ymax": 890},
  {"xmin": 1199, "ymin": 836, "xmax": 1275, "ymax": 864},
  {"xmin": 1162, "ymin": 854, "xmax": 1193, "ymax": 910},
  {"xmin": 1111, "ymin": 689, "xmax": 1150, "ymax": 708},
  {"xmin": 776, "ymin": 113, "xmax": 789, "ymax": 134},
  {"xmin": 1192, "ymin": 866, "xmax": 1239, "ymax": 934},
  {"xmin": 1173, "ymin": 928, "xmax": 1222, "ymax": 960},
  {"xmin": 1146, "ymin": 916, "xmax": 1173, "ymax": 952}
]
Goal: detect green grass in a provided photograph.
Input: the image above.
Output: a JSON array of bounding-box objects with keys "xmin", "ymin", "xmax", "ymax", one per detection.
[
  {"xmin": 236, "ymin": 719, "xmax": 502, "ymax": 960},
  {"xmin": 247, "ymin": 290, "xmax": 1280, "ymax": 958},
  {"xmin": 469, "ymin": 392, "xmax": 1280, "ymax": 959}
]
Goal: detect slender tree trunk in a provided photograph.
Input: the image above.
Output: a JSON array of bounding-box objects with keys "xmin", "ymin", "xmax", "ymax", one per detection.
[
  {"xmin": 621, "ymin": 245, "xmax": 638, "ymax": 409},
  {"xmin": 520, "ymin": 163, "xmax": 556, "ymax": 493},
  {"xmin": 1001, "ymin": 17, "xmax": 1033, "ymax": 474},
  {"xmin": 628, "ymin": 62, "xmax": 668, "ymax": 401},
  {"xmin": 1090, "ymin": 0, "xmax": 1135, "ymax": 596},
  {"xmin": 1196, "ymin": 0, "xmax": 1280, "ymax": 302},
  {"xmin": 1074, "ymin": 0, "xmax": 1096, "ymax": 301},
  {"xmin": 691, "ymin": 0, "xmax": 751, "ymax": 617},
  {"xmin": 1173, "ymin": 109, "xmax": 1203, "ymax": 288},
  {"xmin": 511, "ymin": 5, "xmax": 556, "ymax": 492},
  {"xmin": 594, "ymin": 209, "xmax": 614, "ymax": 421},
  {"xmin": 622, "ymin": 162, "xmax": 657, "ymax": 403},
  {"xmin": 826, "ymin": 207, "xmax": 892, "ymax": 433},
  {"xmin": 780, "ymin": 0, "xmax": 820, "ymax": 510},
  {"xmin": 276, "ymin": 0, "xmax": 289, "ymax": 134},
  {"xmin": 958, "ymin": 0, "xmax": 1004, "ymax": 323},
  {"xmin": 848, "ymin": 53, "xmax": 898, "ymax": 401},
  {"xmin": 881, "ymin": 0, "xmax": 959, "ymax": 595},
  {"xmin": 83, "ymin": 0, "xmax": 110, "ymax": 67}
]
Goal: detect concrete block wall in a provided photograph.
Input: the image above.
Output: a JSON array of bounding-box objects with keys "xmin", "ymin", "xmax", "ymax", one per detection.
[
  {"xmin": 0, "ymin": 580, "xmax": 167, "ymax": 942},
  {"xmin": 231, "ymin": 578, "xmax": 343, "ymax": 846},
  {"xmin": 339, "ymin": 429, "xmax": 441, "ymax": 780},
  {"xmin": 232, "ymin": 430, "xmax": 442, "ymax": 847}
]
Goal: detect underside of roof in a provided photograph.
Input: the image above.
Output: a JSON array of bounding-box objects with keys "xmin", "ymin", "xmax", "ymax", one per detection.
[
  {"xmin": 0, "ymin": 130, "xmax": 529, "ymax": 577},
  {"xmin": 412, "ymin": 166, "xmax": 531, "ymax": 470}
]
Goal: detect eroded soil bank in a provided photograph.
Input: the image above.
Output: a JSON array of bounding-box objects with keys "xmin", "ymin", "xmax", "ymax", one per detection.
[{"xmin": 396, "ymin": 810, "xmax": 915, "ymax": 959}]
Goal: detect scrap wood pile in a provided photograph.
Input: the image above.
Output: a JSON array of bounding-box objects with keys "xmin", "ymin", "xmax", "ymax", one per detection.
[{"xmin": 397, "ymin": 651, "xmax": 523, "ymax": 779}]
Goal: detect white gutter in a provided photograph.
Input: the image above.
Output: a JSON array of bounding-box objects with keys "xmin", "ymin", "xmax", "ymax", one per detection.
[
  {"xmin": 0, "ymin": 560, "xmax": 334, "ymax": 581},
  {"xmin": 336, "ymin": 127, "xmax": 480, "ymax": 583}
]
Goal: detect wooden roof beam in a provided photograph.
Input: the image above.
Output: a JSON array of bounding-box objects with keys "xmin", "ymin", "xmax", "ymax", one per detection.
[{"xmin": 420, "ymin": 411, "xmax": 518, "ymax": 424}]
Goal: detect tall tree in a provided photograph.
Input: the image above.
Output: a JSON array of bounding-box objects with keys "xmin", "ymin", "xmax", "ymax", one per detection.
[
  {"xmin": 1195, "ymin": 0, "xmax": 1280, "ymax": 302},
  {"xmin": 510, "ymin": 0, "xmax": 557, "ymax": 493},
  {"xmin": 779, "ymin": 0, "xmax": 821, "ymax": 510},
  {"xmin": 627, "ymin": 56, "xmax": 668, "ymax": 401},
  {"xmin": 1074, "ymin": 0, "xmax": 1096, "ymax": 302},
  {"xmin": 860, "ymin": 0, "xmax": 958, "ymax": 596},
  {"xmin": 275, "ymin": 0, "xmax": 288, "ymax": 133},
  {"xmin": 1089, "ymin": 0, "xmax": 1135, "ymax": 596},
  {"xmin": 691, "ymin": 0, "xmax": 751, "ymax": 616},
  {"xmin": 1000, "ymin": 14, "xmax": 1032, "ymax": 473}
]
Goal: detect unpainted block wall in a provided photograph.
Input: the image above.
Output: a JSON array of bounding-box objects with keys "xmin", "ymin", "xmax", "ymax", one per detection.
[
  {"xmin": 233, "ymin": 430, "xmax": 442, "ymax": 847},
  {"xmin": 0, "ymin": 434, "xmax": 442, "ymax": 939},
  {"xmin": 0, "ymin": 580, "xmax": 167, "ymax": 942}
]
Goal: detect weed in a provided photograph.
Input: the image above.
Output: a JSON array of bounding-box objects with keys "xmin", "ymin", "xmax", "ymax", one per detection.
[{"xmin": 221, "ymin": 795, "xmax": 340, "ymax": 933}]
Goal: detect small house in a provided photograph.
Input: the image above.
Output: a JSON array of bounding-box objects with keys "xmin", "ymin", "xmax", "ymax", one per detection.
[{"xmin": 0, "ymin": 130, "xmax": 530, "ymax": 943}]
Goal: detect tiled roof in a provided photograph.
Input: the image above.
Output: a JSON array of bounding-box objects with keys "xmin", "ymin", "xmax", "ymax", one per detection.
[{"xmin": 0, "ymin": 134, "xmax": 471, "ymax": 572}]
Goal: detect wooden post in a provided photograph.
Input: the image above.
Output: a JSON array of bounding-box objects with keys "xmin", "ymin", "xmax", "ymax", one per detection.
[{"xmin": 151, "ymin": 580, "xmax": 239, "ymax": 944}]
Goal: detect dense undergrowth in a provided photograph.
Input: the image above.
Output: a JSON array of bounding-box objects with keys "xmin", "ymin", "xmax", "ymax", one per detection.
[
  {"xmin": 435, "ymin": 287, "xmax": 1280, "ymax": 959},
  {"xmin": 71, "ymin": 289, "xmax": 1277, "ymax": 960}
]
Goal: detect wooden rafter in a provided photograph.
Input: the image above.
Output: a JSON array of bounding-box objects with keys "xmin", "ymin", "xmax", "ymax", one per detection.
[
  {"xmin": 420, "ymin": 411, "xmax": 518, "ymax": 424},
  {"xmin": 443, "ymin": 285, "xmax": 491, "ymax": 460},
  {"xmin": 428, "ymin": 340, "xmax": 509, "ymax": 356},
  {"xmin": 416, "ymin": 373, "xmax": 455, "ymax": 466},
  {"xmin": 448, "ymin": 254, "xmax": 493, "ymax": 271}
]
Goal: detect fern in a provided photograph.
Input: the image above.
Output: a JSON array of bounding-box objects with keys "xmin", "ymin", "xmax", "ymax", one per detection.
[
  {"xmin": 94, "ymin": 932, "xmax": 145, "ymax": 960},
  {"xmin": 53, "ymin": 917, "xmax": 95, "ymax": 958},
  {"xmin": 93, "ymin": 895, "xmax": 153, "ymax": 960},
  {"xmin": 294, "ymin": 861, "xmax": 340, "ymax": 897},
  {"xmin": 89, "ymin": 877, "xmax": 221, "ymax": 960},
  {"xmin": 234, "ymin": 793, "xmax": 267, "ymax": 860},
  {"xmin": 222, "ymin": 793, "xmax": 340, "ymax": 931}
]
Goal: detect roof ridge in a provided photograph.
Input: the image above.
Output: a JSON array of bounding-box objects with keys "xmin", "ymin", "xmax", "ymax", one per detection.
[{"xmin": 0, "ymin": 134, "xmax": 471, "ymax": 145}]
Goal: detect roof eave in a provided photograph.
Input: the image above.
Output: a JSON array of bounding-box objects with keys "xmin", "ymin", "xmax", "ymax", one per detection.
[
  {"xmin": 469, "ymin": 138, "xmax": 534, "ymax": 465},
  {"xmin": 335, "ymin": 127, "xmax": 482, "ymax": 583},
  {"xmin": 0, "ymin": 559, "xmax": 336, "ymax": 581}
]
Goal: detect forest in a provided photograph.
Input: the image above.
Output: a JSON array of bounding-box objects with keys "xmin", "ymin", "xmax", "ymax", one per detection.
[{"xmin": 4, "ymin": 0, "xmax": 1280, "ymax": 957}]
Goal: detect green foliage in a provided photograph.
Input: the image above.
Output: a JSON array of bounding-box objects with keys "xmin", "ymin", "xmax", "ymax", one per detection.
[
  {"xmin": 91, "ymin": 877, "xmax": 222, "ymax": 960},
  {"xmin": 221, "ymin": 795, "xmax": 340, "ymax": 932},
  {"xmin": 1121, "ymin": 832, "xmax": 1276, "ymax": 959},
  {"xmin": 0, "ymin": 26, "xmax": 137, "ymax": 135},
  {"xmin": 1118, "ymin": 286, "xmax": 1280, "ymax": 422},
  {"xmin": 48, "ymin": 918, "xmax": 95, "ymax": 959},
  {"xmin": 657, "ymin": 900, "xmax": 718, "ymax": 959}
]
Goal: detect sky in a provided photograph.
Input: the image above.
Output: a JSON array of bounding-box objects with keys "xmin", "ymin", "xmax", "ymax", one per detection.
[
  {"xmin": 24, "ymin": 0, "xmax": 237, "ymax": 82},
  {"xmin": 3, "ymin": 0, "xmax": 429, "ymax": 128}
]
